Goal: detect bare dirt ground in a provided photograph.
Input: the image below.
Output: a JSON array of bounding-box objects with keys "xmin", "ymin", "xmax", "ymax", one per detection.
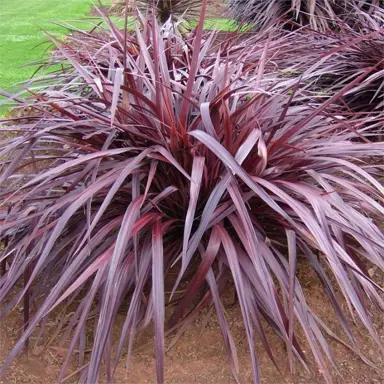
[
  {"xmin": 1, "ymin": 264, "xmax": 383, "ymax": 384},
  {"xmin": 108, "ymin": 0, "xmax": 228, "ymax": 18}
]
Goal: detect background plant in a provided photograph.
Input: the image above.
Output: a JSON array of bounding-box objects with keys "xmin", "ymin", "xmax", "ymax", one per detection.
[
  {"xmin": 112, "ymin": 0, "xmax": 203, "ymax": 23},
  {"xmin": 228, "ymin": 0, "xmax": 383, "ymax": 30},
  {"xmin": 236, "ymin": 11, "xmax": 384, "ymax": 116}
]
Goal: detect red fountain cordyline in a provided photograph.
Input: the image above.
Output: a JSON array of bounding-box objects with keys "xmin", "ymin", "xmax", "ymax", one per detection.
[{"xmin": 0, "ymin": 3, "xmax": 383, "ymax": 384}]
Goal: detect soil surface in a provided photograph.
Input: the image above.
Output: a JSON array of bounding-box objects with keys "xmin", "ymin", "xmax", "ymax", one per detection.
[
  {"xmin": 1, "ymin": 264, "xmax": 383, "ymax": 384},
  {"xmin": 108, "ymin": 0, "xmax": 228, "ymax": 18}
]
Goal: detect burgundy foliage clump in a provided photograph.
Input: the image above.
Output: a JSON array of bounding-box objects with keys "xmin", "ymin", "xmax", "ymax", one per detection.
[{"xmin": 0, "ymin": 3, "xmax": 383, "ymax": 384}]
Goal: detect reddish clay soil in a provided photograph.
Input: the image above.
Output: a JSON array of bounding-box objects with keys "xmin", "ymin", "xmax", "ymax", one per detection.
[
  {"xmin": 1, "ymin": 264, "xmax": 383, "ymax": 384},
  {"xmin": 107, "ymin": 0, "xmax": 228, "ymax": 18},
  {"xmin": 207, "ymin": 0, "xmax": 228, "ymax": 18}
]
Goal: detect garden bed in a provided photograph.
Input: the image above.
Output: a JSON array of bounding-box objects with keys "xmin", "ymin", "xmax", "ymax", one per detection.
[{"xmin": 1, "ymin": 265, "xmax": 383, "ymax": 383}]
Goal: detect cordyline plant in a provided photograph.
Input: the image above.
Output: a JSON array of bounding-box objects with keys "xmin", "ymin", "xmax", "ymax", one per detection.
[
  {"xmin": 1, "ymin": 4, "xmax": 384, "ymax": 384},
  {"xmin": 112, "ymin": 0, "xmax": 203, "ymax": 23},
  {"xmin": 228, "ymin": 0, "xmax": 382, "ymax": 30},
  {"xmin": 269, "ymin": 28, "xmax": 384, "ymax": 114},
  {"xmin": 302, "ymin": 28, "xmax": 384, "ymax": 113},
  {"xmin": 237, "ymin": 8, "xmax": 384, "ymax": 116}
]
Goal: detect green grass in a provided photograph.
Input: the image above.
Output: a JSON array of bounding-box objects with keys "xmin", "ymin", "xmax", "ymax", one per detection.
[
  {"xmin": 0, "ymin": 1, "xmax": 115, "ymax": 114},
  {"xmin": 0, "ymin": 1, "xmax": 105, "ymax": 92},
  {"xmin": 193, "ymin": 19, "xmax": 242, "ymax": 31},
  {"xmin": 0, "ymin": 0, "xmax": 238, "ymax": 115}
]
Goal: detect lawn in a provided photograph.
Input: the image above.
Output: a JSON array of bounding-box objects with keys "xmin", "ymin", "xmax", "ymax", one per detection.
[
  {"xmin": 0, "ymin": 0, "xmax": 111, "ymax": 113},
  {"xmin": 0, "ymin": 0, "xmax": 235, "ymax": 115}
]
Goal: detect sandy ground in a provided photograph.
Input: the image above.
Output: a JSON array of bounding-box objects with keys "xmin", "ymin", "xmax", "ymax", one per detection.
[{"xmin": 1, "ymin": 263, "xmax": 383, "ymax": 384}]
